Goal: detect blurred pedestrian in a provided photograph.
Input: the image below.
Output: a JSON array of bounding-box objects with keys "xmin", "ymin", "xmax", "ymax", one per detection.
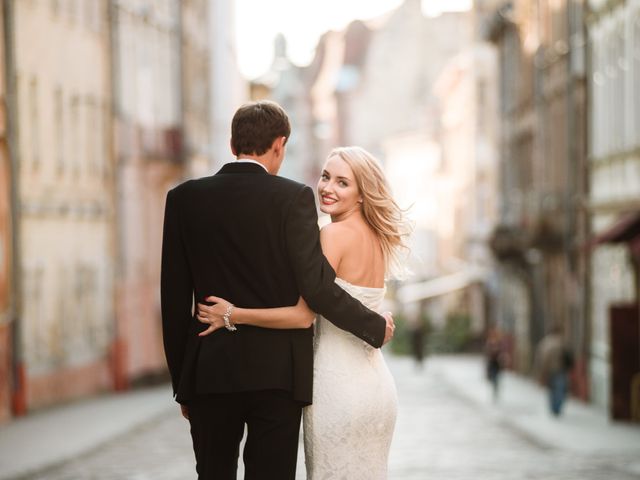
[
  {"xmin": 406, "ymin": 307, "xmax": 427, "ymax": 370},
  {"xmin": 535, "ymin": 324, "xmax": 573, "ymax": 417},
  {"xmin": 484, "ymin": 326, "xmax": 506, "ymax": 401}
]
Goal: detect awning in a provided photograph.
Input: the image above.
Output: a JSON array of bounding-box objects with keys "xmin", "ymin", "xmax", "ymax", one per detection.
[
  {"xmin": 591, "ymin": 211, "xmax": 640, "ymax": 246},
  {"xmin": 396, "ymin": 268, "xmax": 487, "ymax": 304}
]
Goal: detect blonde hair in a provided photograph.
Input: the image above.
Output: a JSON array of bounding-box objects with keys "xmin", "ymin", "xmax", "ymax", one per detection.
[{"xmin": 328, "ymin": 146, "xmax": 411, "ymax": 276}]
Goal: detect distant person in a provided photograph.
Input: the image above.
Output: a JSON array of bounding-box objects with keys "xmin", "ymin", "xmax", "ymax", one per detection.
[
  {"xmin": 407, "ymin": 310, "xmax": 426, "ymax": 369},
  {"xmin": 161, "ymin": 102, "xmax": 397, "ymax": 479},
  {"xmin": 535, "ymin": 325, "xmax": 573, "ymax": 417},
  {"xmin": 484, "ymin": 326, "xmax": 506, "ymax": 401},
  {"xmin": 198, "ymin": 145, "xmax": 410, "ymax": 478}
]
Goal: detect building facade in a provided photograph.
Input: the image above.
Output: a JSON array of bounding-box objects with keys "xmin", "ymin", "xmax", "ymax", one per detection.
[
  {"xmin": 208, "ymin": 0, "xmax": 246, "ymax": 171},
  {"xmin": 13, "ymin": 0, "xmax": 116, "ymax": 409},
  {"xmin": 486, "ymin": 0, "xmax": 590, "ymax": 395},
  {"xmin": 251, "ymin": 35, "xmax": 318, "ymax": 184},
  {"xmin": 181, "ymin": 0, "xmax": 211, "ymax": 178},
  {"xmin": 587, "ymin": 0, "xmax": 640, "ymax": 418},
  {"xmin": 0, "ymin": 2, "xmax": 13, "ymax": 423},
  {"xmin": 111, "ymin": 0, "xmax": 184, "ymax": 387},
  {"xmin": 431, "ymin": 36, "xmax": 500, "ymax": 336}
]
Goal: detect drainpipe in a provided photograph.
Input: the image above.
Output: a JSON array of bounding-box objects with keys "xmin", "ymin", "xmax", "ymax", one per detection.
[
  {"xmin": 107, "ymin": 0, "xmax": 128, "ymax": 392},
  {"xmin": 3, "ymin": 0, "xmax": 26, "ymax": 416},
  {"xmin": 566, "ymin": 0, "xmax": 590, "ymax": 401}
]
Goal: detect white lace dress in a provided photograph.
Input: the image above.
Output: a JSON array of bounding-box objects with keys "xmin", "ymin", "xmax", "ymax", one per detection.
[{"xmin": 303, "ymin": 278, "xmax": 398, "ymax": 479}]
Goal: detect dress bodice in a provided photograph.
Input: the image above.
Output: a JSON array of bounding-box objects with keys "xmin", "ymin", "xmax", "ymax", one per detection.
[{"xmin": 314, "ymin": 277, "xmax": 386, "ymax": 349}]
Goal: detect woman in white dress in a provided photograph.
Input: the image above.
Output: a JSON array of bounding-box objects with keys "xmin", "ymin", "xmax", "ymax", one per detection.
[{"xmin": 197, "ymin": 146, "xmax": 409, "ymax": 479}]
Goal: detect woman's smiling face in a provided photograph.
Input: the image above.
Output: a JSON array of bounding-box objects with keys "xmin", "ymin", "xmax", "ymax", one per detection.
[{"xmin": 317, "ymin": 155, "xmax": 362, "ymax": 217}]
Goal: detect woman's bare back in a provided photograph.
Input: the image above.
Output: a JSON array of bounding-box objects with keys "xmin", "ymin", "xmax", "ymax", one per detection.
[{"xmin": 321, "ymin": 220, "xmax": 385, "ymax": 288}]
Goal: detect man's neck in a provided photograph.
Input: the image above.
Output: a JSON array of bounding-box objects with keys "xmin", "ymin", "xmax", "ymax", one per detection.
[{"xmin": 236, "ymin": 157, "xmax": 269, "ymax": 172}]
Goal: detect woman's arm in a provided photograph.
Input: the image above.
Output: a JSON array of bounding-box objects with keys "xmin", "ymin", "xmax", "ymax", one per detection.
[{"xmin": 196, "ymin": 295, "xmax": 315, "ymax": 336}]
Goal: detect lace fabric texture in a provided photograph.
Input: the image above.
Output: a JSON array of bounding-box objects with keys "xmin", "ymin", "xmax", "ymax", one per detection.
[{"xmin": 303, "ymin": 278, "xmax": 398, "ymax": 479}]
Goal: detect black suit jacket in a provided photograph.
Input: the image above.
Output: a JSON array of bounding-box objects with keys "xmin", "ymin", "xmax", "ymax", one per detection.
[{"xmin": 160, "ymin": 162, "xmax": 386, "ymax": 405}]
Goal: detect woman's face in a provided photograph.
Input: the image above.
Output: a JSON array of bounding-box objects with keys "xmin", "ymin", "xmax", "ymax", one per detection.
[{"xmin": 317, "ymin": 155, "xmax": 362, "ymax": 217}]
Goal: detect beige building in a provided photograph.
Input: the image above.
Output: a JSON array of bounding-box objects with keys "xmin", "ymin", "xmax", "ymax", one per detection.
[
  {"xmin": 343, "ymin": 1, "xmax": 472, "ymax": 160},
  {"xmin": 429, "ymin": 40, "xmax": 500, "ymax": 334},
  {"xmin": 14, "ymin": 0, "xmax": 115, "ymax": 409},
  {"xmin": 208, "ymin": 0, "xmax": 246, "ymax": 172},
  {"xmin": 486, "ymin": 0, "xmax": 590, "ymax": 393},
  {"xmin": 251, "ymin": 35, "xmax": 318, "ymax": 184},
  {"xmin": 181, "ymin": 0, "xmax": 211, "ymax": 178},
  {"xmin": 0, "ymin": 2, "xmax": 14, "ymax": 423},
  {"xmin": 111, "ymin": 0, "xmax": 184, "ymax": 387},
  {"xmin": 587, "ymin": 0, "xmax": 640, "ymax": 419}
]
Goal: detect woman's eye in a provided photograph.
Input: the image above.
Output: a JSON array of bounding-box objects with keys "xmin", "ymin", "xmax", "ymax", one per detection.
[
  {"xmin": 321, "ymin": 174, "xmax": 329, "ymax": 180},
  {"xmin": 339, "ymin": 181, "xmax": 347, "ymax": 187}
]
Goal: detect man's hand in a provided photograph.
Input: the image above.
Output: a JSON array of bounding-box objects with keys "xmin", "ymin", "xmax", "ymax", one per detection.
[
  {"xmin": 382, "ymin": 311, "xmax": 395, "ymax": 346},
  {"xmin": 180, "ymin": 404, "xmax": 189, "ymax": 420}
]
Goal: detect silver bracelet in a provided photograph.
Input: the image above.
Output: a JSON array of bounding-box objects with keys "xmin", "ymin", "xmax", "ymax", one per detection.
[{"xmin": 223, "ymin": 304, "xmax": 237, "ymax": 332}]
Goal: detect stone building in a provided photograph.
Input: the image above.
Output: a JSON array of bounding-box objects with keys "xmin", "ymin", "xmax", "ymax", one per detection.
[
  {"xmin": 306, "ymin": 30, "xmax": 348, "ymax": 169},
  {"xmin": 485, "ymin": 1, "xmax": 589, "ymax": 391},
  {"xmin": 208, "ymin": 0, "xmax": 246, "ymax": 172},
  {"xmin": 110, "ymin": 0, "xmax": 184, "ymax": 388},
  {"xmin": 13, "ymin": 0, "xmax": 116, "ymax": 409},
  {"xmin": 587, "ymin": 0, "xmax": 640, "ymax": 419},
  {"xmin": 0, "ymin": 2, "xmax": 13, "ymax": 423},
  {"xmin": 429, "ymin": 37, "xmax": 500, "ymax": 336},
  {"xmin": 250, "ymin": 35, "xmax": 317, "ymax": 185},
  {"xmin": 341, "ymin": 1, "xmax": 472, "ymax": 160},
  {"xmin": 181, "ymin": 0, "xmax": 211, "ymax": 178}
]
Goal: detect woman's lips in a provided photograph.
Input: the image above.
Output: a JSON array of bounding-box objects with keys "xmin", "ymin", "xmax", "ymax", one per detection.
[{"xmin": 321, "ymin": 196, "xmax": 337, "ymax": 205}]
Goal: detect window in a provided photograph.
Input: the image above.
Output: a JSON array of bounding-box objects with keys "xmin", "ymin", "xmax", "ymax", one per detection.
[
  {"xmin": 54, "ymin": 87, "xmax": 64, "ymax": 173},
  {"xmin": 86, "ymin": 97, "xmax": 96, "ymax": 174},
  {"xmin": 71, "ymin": 95, "xmax": 80, "ymax": 176},
  {"xmin": 29, "ymin": 78, "xmax": 40, "ymax": 170}
]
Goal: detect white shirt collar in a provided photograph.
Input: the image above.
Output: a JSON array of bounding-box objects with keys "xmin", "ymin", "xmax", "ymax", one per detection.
[{"xmin": 234, "ymin": 158, "xmax": 268, "ymax": 172}]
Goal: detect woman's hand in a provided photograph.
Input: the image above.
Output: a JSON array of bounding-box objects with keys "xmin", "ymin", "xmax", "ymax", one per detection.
[
  {"xmin": 196, "ymin": 295, "xmax": 231, "ymax": 337},
  {"xmin": 294, "ymin": 296, "xmax": 316, "ymax": 328}
]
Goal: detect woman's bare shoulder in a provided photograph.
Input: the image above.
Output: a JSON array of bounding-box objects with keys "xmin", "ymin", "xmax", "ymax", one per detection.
[
  {"xmin": 320, "ymin": 221, "xmax": 359, "ymax": 241},
  {"xmin": 321, "ymin": 221, "xmax": 368, "ymax": 250}
]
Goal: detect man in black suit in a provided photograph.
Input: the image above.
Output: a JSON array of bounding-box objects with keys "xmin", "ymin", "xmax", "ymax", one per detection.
[{"xmin": 161, "ymin": 100, "xmax": 394, "ymax": 479}]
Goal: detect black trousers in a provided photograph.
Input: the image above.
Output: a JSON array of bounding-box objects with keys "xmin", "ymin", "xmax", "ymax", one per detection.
[{"xmin": 187, "ymin": 390, "xmax": 303, "ymax": 480}]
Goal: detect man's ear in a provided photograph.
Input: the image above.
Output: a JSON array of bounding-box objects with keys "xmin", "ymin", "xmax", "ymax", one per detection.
[
  {"xmin": 272, "ymin": 136, "xmax": 286, "ymax": 155},
  {"xmin": 230, "ymin": 138, "xmax": 237, "ymax": 156}
]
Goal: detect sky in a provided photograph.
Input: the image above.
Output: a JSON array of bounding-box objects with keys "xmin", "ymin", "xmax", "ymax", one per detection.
[{"xmin": 234, "ymin": 0, "xmax": 473, "ymax": 79}]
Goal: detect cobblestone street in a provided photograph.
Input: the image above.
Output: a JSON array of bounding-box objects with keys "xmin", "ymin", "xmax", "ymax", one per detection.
[{"xmin": 14, "ymin": 355, "xmax": 640, "ymax": 480}]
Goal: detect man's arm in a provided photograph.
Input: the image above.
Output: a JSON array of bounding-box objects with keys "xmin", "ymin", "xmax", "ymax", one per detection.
[
  {"xmin": 284, "ymin": 186, "xmax": 386, "ymax": 348},
  {"xmin": 160, "ymin": 188, "xmax": 193, "ymax": 398}
]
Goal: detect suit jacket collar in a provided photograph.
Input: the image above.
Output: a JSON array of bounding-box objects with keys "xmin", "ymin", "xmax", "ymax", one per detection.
[{"xmin": 217, "ymin": 161, "xmax": 270, "ymax": 175}]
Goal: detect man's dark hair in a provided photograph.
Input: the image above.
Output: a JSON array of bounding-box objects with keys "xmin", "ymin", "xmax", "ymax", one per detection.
[{"xmin": 231, "ymin": 101, "xmax": 291, "ymax": 156}]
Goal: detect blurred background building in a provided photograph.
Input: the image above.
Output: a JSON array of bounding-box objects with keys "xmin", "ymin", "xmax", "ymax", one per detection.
[
  {"xmin": 485, "ymin": 0, "xmax": 590, "ymax": 395},
  {"xmin": 586, "ymin": 0, "xmax": 640, "ymax": 419},
  {"xmin": 12, "ymin": 0, "xmax": 116, "ymax": 412},
  {"xmin": 0, "ymin": 0, "xmax": 638, "ymax": 426},
  {"xmin": 0, "ymin": 2, "xmax": 13, "ymax": 423}
]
